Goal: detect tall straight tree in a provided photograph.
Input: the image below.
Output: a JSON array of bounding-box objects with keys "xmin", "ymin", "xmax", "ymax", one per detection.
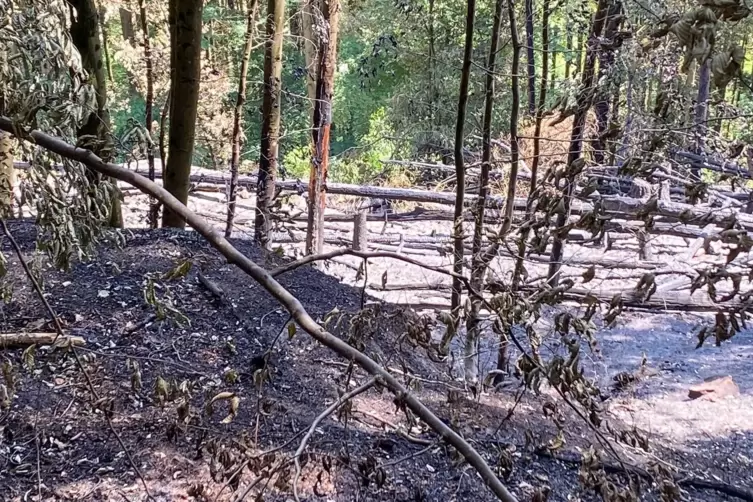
[
  {"xmin": 137, "ymin": 0, "xmax": 157, "ymax": 228},
  {"xmin": 501, "ymin": 0, "xmax": 521, "ymax": 236},
  {"xmin": 450, "ymin": 0, "xmax": 476, "ymax": 313},
  {"xmin": 592, "ymin": 2, "xmax": 623, "ymax": 165},
  {"xmin": 305, "ymin": 0, "xmax": 340, "ymax": 255},
  {"xmin": 547, "ymin": 0, "xmax": 611, "ymax": 285},
  {"xmin": 462, "ymin": 0, "xmax": 504, "ymax": 383},
  {"xmin": 69, "ymin": 0, "xmax": 122, "ymax": 227},
  {"xmin": 525, "ymin": 0, "xmax": 536, "ymax": 115},
  {"xmin": 226, "ymin": 0, "xmax": 260, "ymax": 237},
  {"xmin": 163, "ymin": 0, "xmax": 203, "ymax": 228},
  {"xmin": 254, "ymin": 0, "xmax": 284, "ymax": 247}
]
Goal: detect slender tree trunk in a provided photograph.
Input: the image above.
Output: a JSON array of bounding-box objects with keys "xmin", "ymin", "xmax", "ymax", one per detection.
[
  {"xmin": 0, "ymin": 132, "xmax": 14, "ymax": 217},
  {"xmin": 98, "ymin": 4, "xmax": 114, "ymax": 82},
  {"xmin": 461, "ymin": 0, "xmax": 503, "ymax": 383},
  {"xmin": 525, "ymin": 0, "xmax": 536, "ymax": 115},
  {"xmin": 119, "ymin": 4, "xmax": 136, "ymax": 46},
  {"xmin": 450, "ymin": 0, "xmax": 476, "ymax": 313},
  {"xmin": 226, "ymin": 0, "xmax": 260, "ymax": 237},
  {"xmin": 574, "ymin": 32, "xmax": 583, "ymax": 76},
  {"xmin": 163, "ymin": 0, "xmax": 203, "ymax": 228},
  {"xmin": 305, "ymin": 0, "xmax": 340, "ymax": 254},
  {"xmin": 565, "ymin": 31, "xmax": 572, "ymax": 79},
  {"xmin": 428, "ymin": 0, "xmax": 436, "ymax": 126},
  {"xmin": 691, "ymin": 60, "xmax": 711, "ymax": 182},
  {"xmin": 254, "ymin": 0, "xmax": 284, "ymax": 247},
  {"xmin": 547, "ymin": 0, "xmax": 611, "ymax": 285},
  {"xmin": 549, "ymin": 26, "xmax": 557, "ymax": 91},
  {"xmin": 70, "ymin": 0, "xmax": 122, "ymax": 227},
  {"xmin": 616, "ymin": 70, "xmax": 633, "ymax": 166},
  {"xmin": 137, "ymin": 0, "xmax": 157, "ymax": 228},
  {"xmin": 300, "ymin": 0, "xmax": 320, "ymax": 122},
  {"xmin": 592, "ymin": 2, "xmax": 622, "ymax": 165},
  {"xmin": 159, "ymin": 89, "xmax": 171, "ymax": 178},
  {"xmin": 501, "ymin": 0, "xmax": 522, "ymax": 235}
]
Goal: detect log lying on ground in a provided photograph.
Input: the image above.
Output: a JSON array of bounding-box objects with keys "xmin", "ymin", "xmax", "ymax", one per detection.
[
  {"xmin": 674, "ymin": 150, "xmax": 752, "ymax": 180},
  {"xmin": 0, "ymin": 332, "xmax": 85, "ymax": 348},
  {"xmin": 536, "ymin": 285, "xmax": 750, "ymax": 312},
  {"xmin": 1, "ymin": 117, "xmax": 517, "ymax": 502}
]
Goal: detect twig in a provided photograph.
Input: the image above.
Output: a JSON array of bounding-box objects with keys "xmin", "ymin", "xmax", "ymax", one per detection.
[
  {"xmin": 379, "ymin": 442, "xmax": 436, "ymax": 469},
  {"xmin": 0, "ymin": 219, "xmax": 154, "ymax": 500},
  {"xmin": 493, "ymin": 383, "xmax": 527, "ymax": 435},
  {"xmin": 230, "ymin": 460, "xmax": 292, "ymax": 502},
  {"xmin": 293, "ymin": 378, "xmax": 377, "ymax": 501},
  {"xmin": 354, "ymin": 409, "xmax": 432, "ymax": 446}
]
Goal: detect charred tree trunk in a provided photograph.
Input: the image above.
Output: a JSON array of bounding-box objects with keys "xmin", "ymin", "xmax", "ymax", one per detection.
[
  {"xmin": 547, "ymin": 0, "xmax": 611, "ymax": 285},
  {"xmin": 226, "ymin": 0, "xmax": 260, "ymax": 238},
  {"xmin": 98, "ymin": 3, "xmax": 114, "ymax": 82},
  {"xmin": 254, "ymin": 0, "xmax": 284, "ymax": 247},
  {"xmin": 305, "ymin": 0, "xmax": 340, "ymax": 255},
  {"xmin": 592, "ymin": 2, "xmax": 623, "ymax": 165},
  {"xmin": 525, "ymin": 0, "xmax": 536, "ymax": 115},
  {"xmin": 501, "ymin": 0, "xmax": 522, "ymax": 234},
  {"xmin": 163, "ymin": 0, "xmax": 203, "ymax": 228},
  {"xmin": 70, "ymin": 0, "xmax": 122, "ymax": 227},
  {"xmin": 565, "ymin": 31, "xmax": 573, "ymax": 79},
  {"xmin": 460, "ymin": 0, "xmax": 503, "ymax": 382},
  {"xmin": 692, "ymin": 60, "xmax": 711, "ymax": 181},
  {"xmin": 529, "ymin": 0, "xmax": 549, "ymax": 193},
  {"xmin": 450, "ymin": 0, "xmax": 476, "ymax": 313},
  {"xmin": 137, "ymin": 0, "xmax": 157, "ymax": 228}
]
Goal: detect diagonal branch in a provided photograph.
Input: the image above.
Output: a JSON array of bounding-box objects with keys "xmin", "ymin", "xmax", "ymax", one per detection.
[{"xmin": 0, "ymin": 116, "xmax": 518, "ymax": 502}]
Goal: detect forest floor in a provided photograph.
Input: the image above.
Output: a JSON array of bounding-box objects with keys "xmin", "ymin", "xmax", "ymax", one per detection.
[{"xmin": 0, "ymin": 188, "xmax": 752, "ymax": 502}]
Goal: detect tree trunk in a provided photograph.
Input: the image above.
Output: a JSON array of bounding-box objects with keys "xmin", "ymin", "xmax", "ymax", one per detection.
[
  {"xmin": 549, "ymin": 26, "xmax": 557, "ymax": 91},
  {"xmin": 525, "ymin": 0, "xmax": 536, "ymax": 115},
  {"xmin": 501, "ymin": 0, "xmax": 522, "ymax": 234},
  {"xmin": 428, "ymin": 0, "xmax": 436, "ymax": 126},
  {"xmin": 565, "ymin": 31, "xmax": 572, "ymax": 79},
  {"xmin": 450, "ymin": 0, "xmax": 476, "ymax": 313},
  {"xmin": 616, "ymin": 70, "xmax": 633, "ymax": 166},
  {"xmin": 137, "ymin": 0, "xmax": 157, "ymax": 228},
  {"xmin": 119, "ymin": 5, "xmax": 136, "ymax": 46},
  {"xmin": 254, "ymin": 0, "xmax": 283, "ymax": 247},
  {"xmin": 574, "ymin": 32, "xmax": 583, "ymax": 76},
  {"xmin": 592, "ymin": 2, "xmax": 622, "ymax": 165},
  {"xmin": 529, "ymin": 0, "xmax": 549, "ymax": 194},
  {"xmin": 163, "ymin": 0, "xmax": 203, "ymax": 228},
  {"xmin": 0, "ymin": 132, "xmax": 14, "ymax": 217},
  {"xmin": 547, "ymin": 0, "xmax": 611, "ymax": 285},
  {"xmin": 305, "ymin": 0, "xmax": 340, "ymax": 255},
  {"xmin": 461, "ymin": 0, "xmax": 503, "ymax": 382},
  {"xmin": 226, "ymin": 0, "xmax": 260, "ymax": 238},
  {"xmin": 300, "ymin": 0, "xmax": 320, "ymax": 122},
  {"xmin": 98, "ymin": 3, "xmax": 114, "ymax": 82},
  {"xmin": 70, "ymin": 0, "xmax": 122, "ymax": 227},
  {"xmin": 694, "ymin": 60, "xmax": 711, "ymax": 153}
]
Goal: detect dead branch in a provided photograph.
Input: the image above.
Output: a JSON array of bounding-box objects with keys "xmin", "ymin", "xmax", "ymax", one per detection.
[
  {"xmin": 0, "ymin": 117, "xmax": 518, "ymax": 502},
  {"xmin": 536, "ymin": 449, "xmax": 753, "ymax": 502},
  {"xmin": 293, "ymin": 378, "xmax": 377, "ymax": 501},
  {"xmin": 0, "ymin": 332, "xmax": 85, "ymax": 348}
]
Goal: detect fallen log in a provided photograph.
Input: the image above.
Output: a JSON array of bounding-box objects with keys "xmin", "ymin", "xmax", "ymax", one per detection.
[{"xmin": 0, "ymin": 332, "xmax": 85, "ymax": 348}]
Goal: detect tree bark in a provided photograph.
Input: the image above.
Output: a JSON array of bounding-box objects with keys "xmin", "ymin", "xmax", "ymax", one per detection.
[
  {"xmin": 565, "ymin": 31, "xmax": 573, "ymax": 79},
  {"xmin": 501, "ymin": 0, "xmax": 522, "ymax": 235},
  {"xmin": 529, "ymin": 0, "xmax": 549, "ymax": 194},
  {"xmin": 450, "ymin": 0, "xmax": 477, "ymax": 312},
  {"xmin": 119, "ymin": 5, "xmax": 136, "ymax": 46},
  {"xmin": 254, "ymin": 0, "xmax": 284, "ymax": 247},
  {"xmin": 692, "ymin": 60, "xmax": 711, "ymax": 181},
  {"xmin": 306, "ymin": 0, "xmax": 340, "ymax": 254},
  {"xmin": 0, "ymin": 132, "xmax": 14, "ymax": 217},
  {"xmin": 226, "ymin": 0, "xmax": 260, "ymax": 238},
  {"xmin": 524, "ymin": 0, "xmax": 536, "ymax": 115},
  {"xmin": 70, "ymin": 0, "xmax": 122, "ymax": 227},
  {"xmin": 547, "ymin": 0, "xmax": 611, "ymax": 285},
  {"xmin": 462, "ymin": 0, "xmax": 504, "ymax": 382},
  {"xmin": 163, "ymin": 0, "xmax": 203, "ymax": 228},
  {"xmin": 137, "ymin": 0, "xmax": 157, "ymax": 228},
  {"xmin": 592, "ymin": 2, "xmax": 622, "ymax": 165}
]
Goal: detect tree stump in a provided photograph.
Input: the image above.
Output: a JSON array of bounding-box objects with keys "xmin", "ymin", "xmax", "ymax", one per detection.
[
  {"xmin": 637, "ymin": 230, "xmax": 654, "ymax": 261},
  {"xmin": 353, "ymin": 210, "xmax": 368, "ymax": 251}
]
